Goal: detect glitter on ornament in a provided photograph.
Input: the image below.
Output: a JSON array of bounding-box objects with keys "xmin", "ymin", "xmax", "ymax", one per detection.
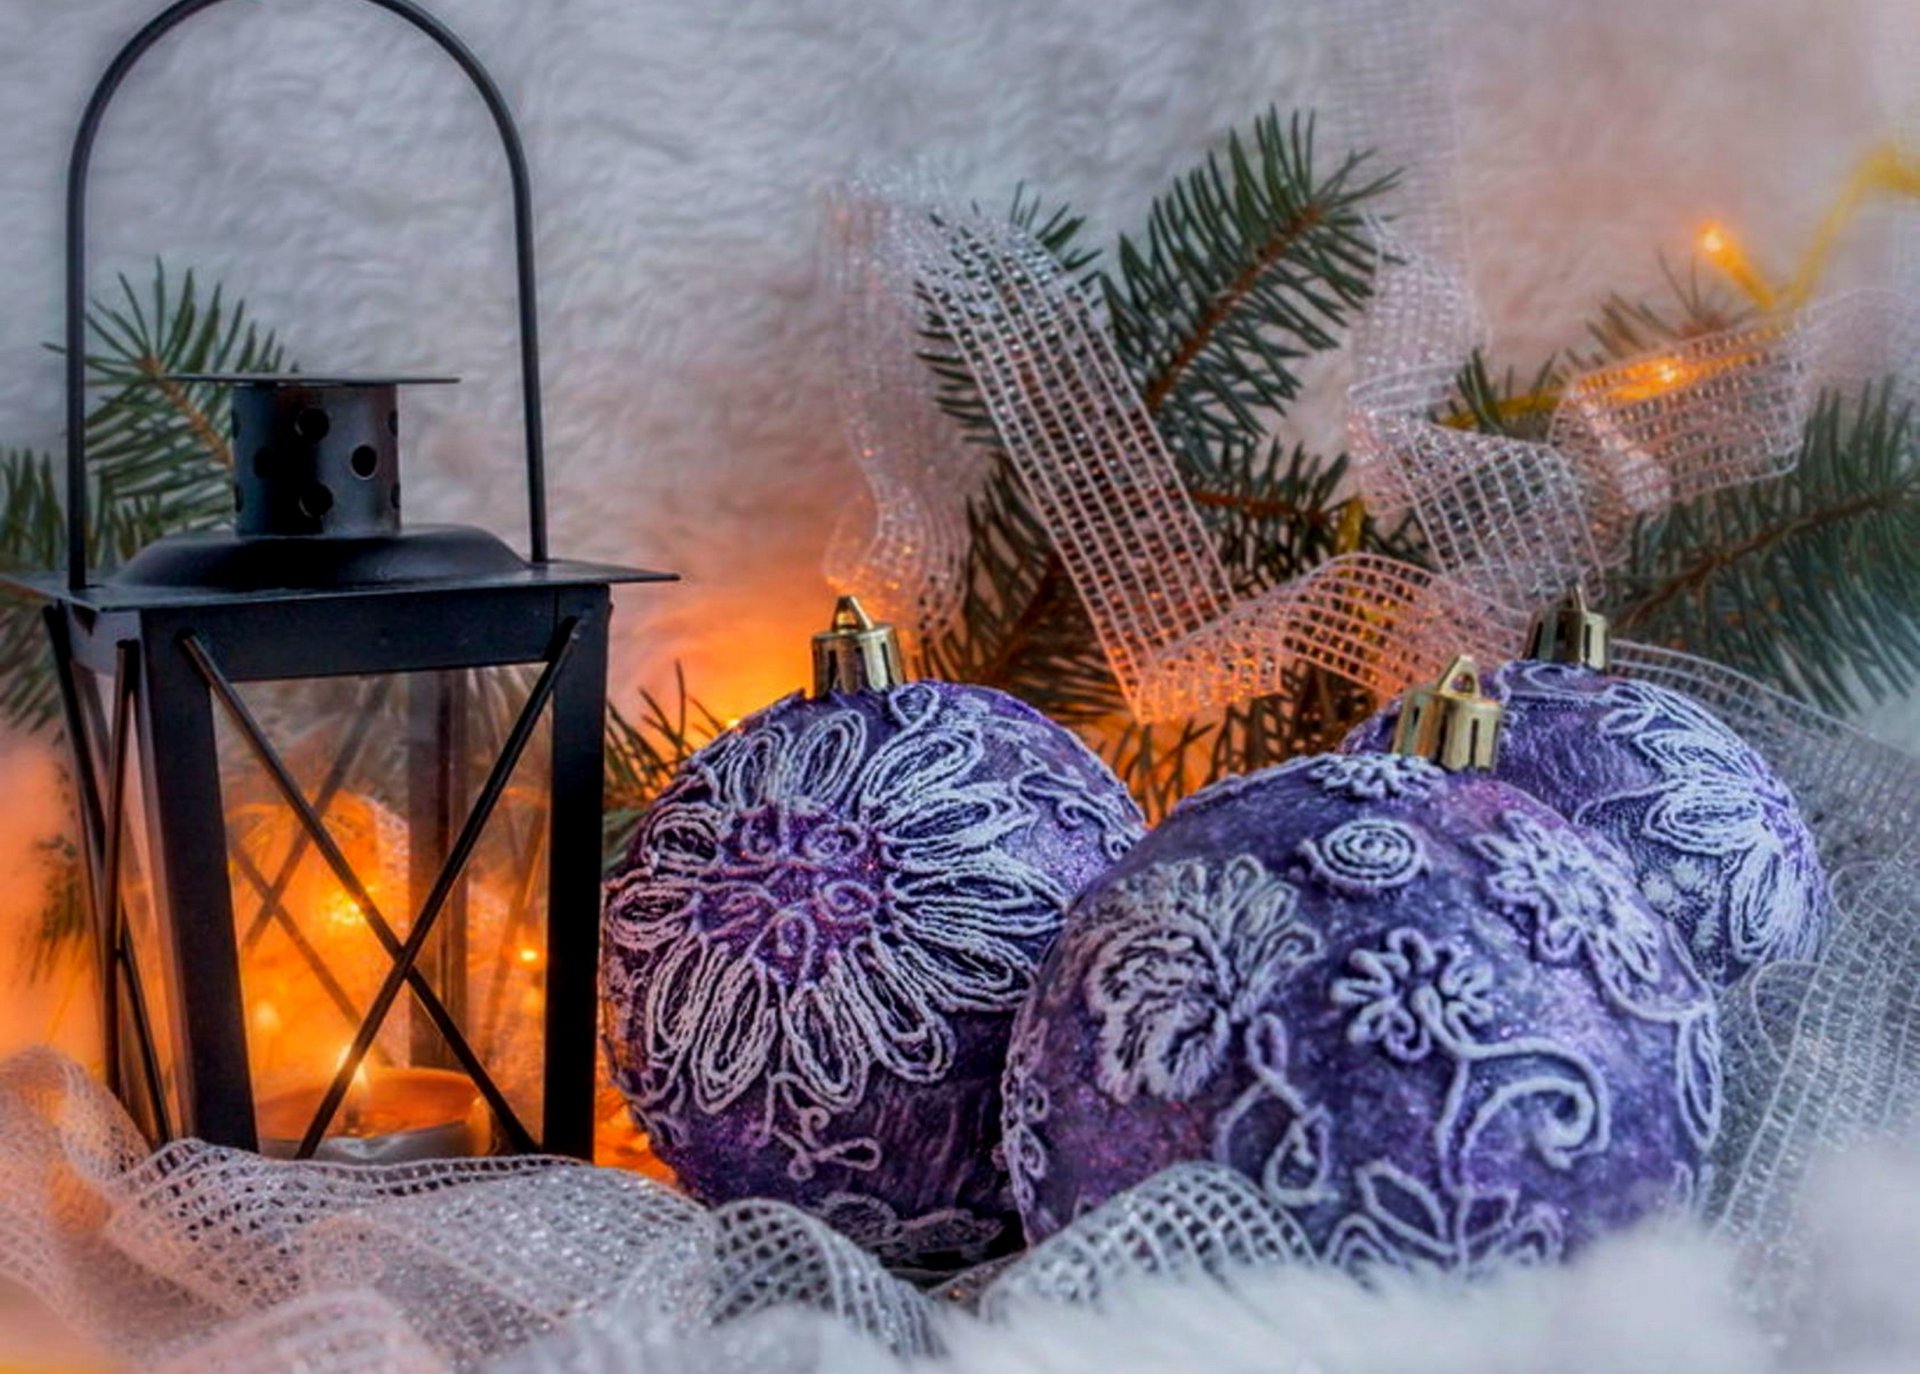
[
  {"xmin": 602, "ymin": 600, "xmax": 1144, "ymax": 1270},
  {"xmin": 1006, "ymin": 662, "xmax": 1720, "ymax": 1276}
]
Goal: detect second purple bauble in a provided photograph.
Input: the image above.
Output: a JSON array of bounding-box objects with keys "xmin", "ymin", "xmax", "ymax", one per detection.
[
  {"xmin": 1003, "ymin": 752, "xmax": 1721, "ymax": 1275},
  {"xmin": 602, "ymin": 680, "xmax": 1144, "ymax": 1270},
  {"xmin": 1345, "ymin": 660, "xmax": 1831, "ymax": 985}
]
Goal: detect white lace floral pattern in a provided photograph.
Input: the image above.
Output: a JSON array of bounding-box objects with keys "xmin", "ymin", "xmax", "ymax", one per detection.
[
  {"xmin": 1473, "ymin": 811, "xmax": 1666, "ymax": 1003},
  {"xmin": 1082, "ymin": 855, "xmax": 1321, "ymax": 1103},
  {"xmin": 1323, "ymin": 925, "xmax": 1612, "ymax": 1275},
  {"xmin": 999, "ymin": 1012, "xmax": 1052, "ymax": 1226},
  {"xmin": 1500, "ymin": 661, "xmax": 1828, "ymax": 978},
  {"xmin": 1306, "ymin": 752, "xmax": 1444, "ymax": 803},
  {"xmin": 1471, "ymin": 806, "xmax": 1722, "ymax": 1152},
  {"xmin": 603, "ymin": 682, "xmax": 1143, "ymax": 1184}
]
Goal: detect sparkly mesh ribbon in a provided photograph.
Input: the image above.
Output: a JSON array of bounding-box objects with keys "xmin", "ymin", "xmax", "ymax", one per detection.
[
  {"xmin": 821, "ymin": 171, "xmax": 984, "ymax": 643},
  {"xmin": 896, "ymin": 209, "xmax": 1530, "ymax": 721}
]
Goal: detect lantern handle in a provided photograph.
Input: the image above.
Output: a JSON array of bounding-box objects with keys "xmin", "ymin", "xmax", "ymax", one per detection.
[{"xmin": 65, "ymin": 0, "xmax": 552, "ymax": 591}]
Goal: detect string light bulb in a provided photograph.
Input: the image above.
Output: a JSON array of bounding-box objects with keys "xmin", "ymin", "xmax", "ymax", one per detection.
[{"xmin": 1696, "ymin": 220, "xmax": 1777, "ymax": 310}]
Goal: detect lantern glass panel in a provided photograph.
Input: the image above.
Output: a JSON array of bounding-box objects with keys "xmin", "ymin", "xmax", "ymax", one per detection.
[
  {"xmin": 80, "ymin": 653, "xmax": 187, "ymax": 1145},
  {"xmin": 210, "ymin": 663, "xmax": 552, "ymax": 1152}
]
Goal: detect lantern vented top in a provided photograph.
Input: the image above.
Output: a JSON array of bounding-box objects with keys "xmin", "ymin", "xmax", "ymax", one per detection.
[
  {"xmin": 102, "ymin": 374, "xmax": 551, "ymax": 593},
  {"xmin": 193, "ymin": 375, "xmax": 455, "ymax": 539},
  {"xmin": 811, "ymin": 597, "xmax": 906, "ymax": 697},
  {"xmin": 1389, "ymin": 655, "xmax": 1503, "ymax": 772}
]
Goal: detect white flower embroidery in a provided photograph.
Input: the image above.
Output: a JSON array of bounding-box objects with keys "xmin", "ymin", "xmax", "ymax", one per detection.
[
  {"xmin": 1500, "ymin": 663, "xmax": 1827, "ymax": 978},
  {"xmin": 1082, "ymin": 855, "xmax": 1320, "ymax": 1103},
  {"xmin": 604, "ymin": 683, "xmax": 1141, "ymax": 1177},
  {"xmin": 1000, "ymin": 1011, "xmax": 1052, "ymax": 1221},
  {"xmin": 1324, "ymin": 926, "xmax": 1610, "ymax": 1276},
  {"xmin": 1307, "ymin": 752, "xmax": 1445, "ymax": 803},
  {"xmin": 1297, "ymin": 818, "xmax": 1431, "ymax": 896},
  {"xmin": 1330, "ymin": 926, "xmax": 1493, "ymax": 1062},
  {"xmin": 1473, "ymin": 810, "xmax": 1667, "ymax": 1003}
]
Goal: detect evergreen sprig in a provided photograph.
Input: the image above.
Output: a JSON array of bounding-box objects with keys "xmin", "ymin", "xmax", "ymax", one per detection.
[
  {"xmin": 81, "ymin": 264, "xmax": 285, "ymax": 530},
  {"xmin": 1108, "ymin": 111, "xmax": 1390, "ymax": 477},
  {"xmin": 0, "ymin": 265, "xmax": 285, "ymax": 730},
  {"xmin": 1615, "ymin": 381, "xmax": 1920, "ymax": 714},
  {"xmin": 603, "ymin": 666, "xmax": 725, "ymax": 869},
  {"xmin": 916, "ymin": 108, "xmax": 1407, "ymax": 810},
  {"xmin": 1446, "ymin": 274, "xmax": 1920, "ymax": 717}
]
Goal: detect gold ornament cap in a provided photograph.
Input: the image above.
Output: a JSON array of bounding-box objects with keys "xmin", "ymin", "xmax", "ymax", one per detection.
[
  {"xmin": 1389, "ymin": 655, "xmax": 1503, "ymax": 772},
  {"xmin": 811, "ymin": 596, "xmax": 907, "ymax": 697},
  {"xmin": 1525, "ymin": 585, "xmax": 1611, "ymax": 671}
]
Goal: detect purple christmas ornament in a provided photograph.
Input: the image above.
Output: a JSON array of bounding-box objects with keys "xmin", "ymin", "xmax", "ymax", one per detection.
[
  {"xmin": 602, "ymin": 659, "xmax": 1143, "ymax": 1271},
  {"xmin": 1344, "ymin": 660, "xmax": 1831, "ymax": 985},
  {"xmin": 1003, "ymin": 749, "xmax": 1720, "ymax": 1276}
]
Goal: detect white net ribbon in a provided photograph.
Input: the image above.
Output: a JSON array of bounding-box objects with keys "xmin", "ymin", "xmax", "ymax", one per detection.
[
  {"xmin": 821, "ymin": 170, "xmax": 985, "ymax": 644},
  {"xmin": 1711, "ymin": 861, "xmax": 1920, "ymax": 1312},
  {"xmin": 895, "ymin": 208, "xmax": 1528, "ymax": 722},
  {"xmin": 841, "ymin": 196, "xmax": 1909, "ymax": 725}
]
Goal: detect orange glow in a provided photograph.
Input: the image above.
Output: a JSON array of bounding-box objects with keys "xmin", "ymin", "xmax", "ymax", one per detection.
[
  {"xmin": 228, "ymin": 788, "xmax": 542, "ymax": 1118},
  {"xmin": 322, "ymin": 891, "xmax": 363, "ymax": 930}
]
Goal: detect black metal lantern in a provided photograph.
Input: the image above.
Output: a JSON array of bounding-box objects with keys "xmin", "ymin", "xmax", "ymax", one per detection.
[{"xmin": 4, "ymin": 0, "xmax": 671, "ymax": 1161}]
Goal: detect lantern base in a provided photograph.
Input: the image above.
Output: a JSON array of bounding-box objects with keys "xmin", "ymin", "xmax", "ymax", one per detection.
[{"xmin": 111, "ymin": 524, "xmax": 533, "ymax": 592}]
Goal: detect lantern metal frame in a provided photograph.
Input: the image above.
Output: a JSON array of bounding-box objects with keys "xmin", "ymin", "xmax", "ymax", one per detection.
[{"xmin": 6, "ymin": 0, "xmax": 673, "ymax": 1159}]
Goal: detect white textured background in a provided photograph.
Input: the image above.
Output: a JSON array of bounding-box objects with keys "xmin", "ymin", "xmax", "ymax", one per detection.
[{"xmin": 0, "ymin": 0, "xmax": 1914, "ymax": 1053}]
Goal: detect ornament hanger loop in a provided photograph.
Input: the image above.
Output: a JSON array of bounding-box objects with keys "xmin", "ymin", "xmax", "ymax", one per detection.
[
  {"xmin": 64, "ymin": 0, "xmax": 551, "ymax": 591},
  {"xmin": 1390, "ymin": 652, "xmax": 1504, "ymax": 771}
]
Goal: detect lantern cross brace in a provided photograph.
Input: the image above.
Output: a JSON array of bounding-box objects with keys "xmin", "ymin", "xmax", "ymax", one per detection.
[
  {"xmin": 47, "ymin": 615, "xmax": 175, "ymax": 1141},
  {"xmin": 180, "ymin": 623, "xmax": 582, "ymax": 1158},
  {"xmin": 228, "ymin": 677, "xmax": 399, "ymax": 1046},
  {"xmin": 238, "ymin": 676, "xmax": 396, "ymax": 956},
  {"xmin": 230, "ymin": 845, "xmax": 390, "ymax": 1056}
]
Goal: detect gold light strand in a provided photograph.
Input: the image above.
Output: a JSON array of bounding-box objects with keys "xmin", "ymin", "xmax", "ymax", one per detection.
[
  {"xmin": 1697, "ymin": 221, "xmax": 1778, "ymax": 311},
  {"xmin": 1699, "ymin": 140, "xmax": 1920, "ymax": 312}
]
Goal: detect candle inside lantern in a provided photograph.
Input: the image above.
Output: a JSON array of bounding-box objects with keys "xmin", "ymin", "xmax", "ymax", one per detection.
[{"xmin": 258, "ymin": 1064, "xmax": 491, "ymax": 1164}]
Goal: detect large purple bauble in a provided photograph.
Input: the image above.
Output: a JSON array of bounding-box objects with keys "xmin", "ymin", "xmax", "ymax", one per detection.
[
  {"xmin": 1003, "ymin": 752, "xmax": 1720, "ymax": 1276},
  {"xmin": 602, "ymin": 681, "xmax": 1143, "ymax": 1270},
  {"xmin": 1344, "ymin": 661, "xmax": 1831, "ymax": 985}
]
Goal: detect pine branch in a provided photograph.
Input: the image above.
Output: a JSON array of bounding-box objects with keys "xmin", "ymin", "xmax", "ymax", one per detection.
[
  {"xmin": 603, "ymin": 665, "xmax": 725, "ymax": 869},
  {"xmin": 917, "ymin": 115, "xmax": 1402, "ymax": 780},
  {"xmin": 1108, "ymin": 109, "xmax": 1391, "ymax": 477},
  {"xmin": 1574, "ymin": 261, "xmax": 1748, "ymax": 369},
  {"xmin": 2, "ymin": 265, "xmax": 289, "ymax": 737},
  {"xmin": 78, "ymin": 264, "xmax": 285, "ymax": 529},
  {"xmin": 1612, "ymin": 381, "xmax": 1920, "ymax": 714},
  {"xmin": 21, "ymin": 831, "xmax": 85, "ymax": 983}
]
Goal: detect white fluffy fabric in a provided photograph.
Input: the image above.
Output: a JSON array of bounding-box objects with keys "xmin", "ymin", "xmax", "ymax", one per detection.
[
  {"xmin": 0, "ymin": 0, "xmax": 1913, "ymax": 721},
  {"xmin": 485, "ymin": 1134, "xmax": 1920, "ymax": 1374},
  {"xmin": 915, "ymin": 1144, "xmax": 1920, "ymax": 1374}
]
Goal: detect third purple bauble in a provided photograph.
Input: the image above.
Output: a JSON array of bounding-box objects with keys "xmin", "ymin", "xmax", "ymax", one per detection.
[{"xmin": 1344, "ymin": 649, "xmax": 1831, "ymax": 987}]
